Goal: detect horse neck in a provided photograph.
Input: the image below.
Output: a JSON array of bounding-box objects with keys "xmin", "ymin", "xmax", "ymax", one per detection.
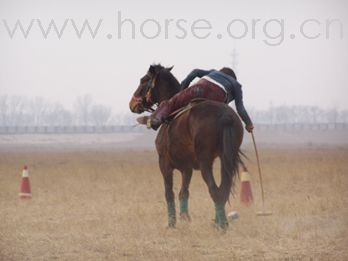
[{"xmin": 157, "ymin": 74, "xmax": 180, "ymax": 103}]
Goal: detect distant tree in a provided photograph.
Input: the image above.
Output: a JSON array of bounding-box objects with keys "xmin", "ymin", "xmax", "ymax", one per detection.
[
  {"xmin": 340, "ymin": 110, "xmax": 348, "ymax": 123},
  {"xmin": 293, "ymin": 106, "xmax": 311, "ymax": 124},
  {"xmin": 119, "ymin": 112, "xmax": 138, "ymax": 125},
  {"xmin": 45, "ymin": 103, "xmax": 73, "ymax": 126},
  {"xmin": 8, "ymin": 96, "xmax": 26, "ymax": 126},
  {"xmin": 308, "ymin": 106, "xmax": 322, "ymax": 123},
  {"xmin": 74, "ymin": 95, "xmax": 93, "ymax": 125},
  {"xmin": 90, "ymin": 104, "xmax": 112, "ymax": 126},
  {"xmin": 326, "ymin": 108, "xmax": 338, "ymax": 123},
  {"xmin": 29, "ymin": 97, "xmax": 48, "ymax": 126},
  {"xmin": 274, "ymin": 106, "xmax": 292, "ymax": 124},
  {"xmin": 0, "ymin": 95, "xmax": 8, "ymax": 126},
  {"xmin": 268, "ymin": 102, "xmax": 276, "ymax": 124},
  {"xmin": 109, "ymin": 114, "xmax": 122, "ymax": 125}
]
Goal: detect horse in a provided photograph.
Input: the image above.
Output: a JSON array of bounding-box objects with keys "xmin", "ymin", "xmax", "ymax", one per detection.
[{"xmin": 129, "ymin": 64, "xmax": 244, "ymax": 229}]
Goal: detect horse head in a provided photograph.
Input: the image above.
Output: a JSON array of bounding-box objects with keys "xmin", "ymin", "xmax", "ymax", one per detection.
[{"xmin": 129, "ymin": 64, "xmax": 180, "ymax": 114}]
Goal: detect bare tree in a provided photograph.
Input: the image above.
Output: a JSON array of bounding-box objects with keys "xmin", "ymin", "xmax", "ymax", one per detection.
[
  {"xmin": 45, "ymin": 102, "xmax": 73, "ymax": 126},
  {"xmin": 326, "ymin": 108, "xmax": 338, "ymax": 124},
  {"xmin": 8, "ymin": 96, "xmax": 26, "ymax": 126},
  {"xmin": 274, "ymin": 106, "xmax": 292, "ymax": 124},
  {"xmin": 340, "ymin": 110, "xmax": 348, "ymax": 123},
  {"xmin": 90, "ymin": 104, "xmax": 112, "ymax": 126},
  {"xmin": 109, "ymin": 114, "xmax": 122, "ymax": 125},
  {"xmin": 29, "ymin": 97, "xmax": 49, "ymax": 126},
  {"xmin": 121, "ymin": 112, "xmax": 138, "ymax": 125},
  {"xmin": 308, "ymin": 106, "xmax": 323, "ymax": 123},
  {"xmin": 0, "ymin": 95, "xmax": 8, "ymax": 126},
  {"xmin": 74, "ymin": 95, "xmax": 93, "ymax": 125}
]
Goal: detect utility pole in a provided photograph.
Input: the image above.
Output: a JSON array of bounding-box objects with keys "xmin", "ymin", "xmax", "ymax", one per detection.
[{"xmin": 231, "ymin": 48, "xmax": 239, "ymax": 75}]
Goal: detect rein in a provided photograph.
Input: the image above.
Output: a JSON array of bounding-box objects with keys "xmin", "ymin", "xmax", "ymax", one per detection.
[
  {"xmin": 145, "ymin": 73, "xmax": 157, "ymax": 105},
  {"xmin": 131, "ymin": 94, "xmax": 155, "ymax": 112},
  {"xmin": 132, "ymin": 73, "xmax": 158, "ymax": 112}
]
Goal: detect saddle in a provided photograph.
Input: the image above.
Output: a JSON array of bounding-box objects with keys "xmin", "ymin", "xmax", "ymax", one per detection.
[{"xmin": 164, "ymin": 98, "xmax": 207, "ymax": 123}]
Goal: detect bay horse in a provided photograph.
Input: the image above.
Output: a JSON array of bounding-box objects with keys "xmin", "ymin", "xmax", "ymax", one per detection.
[{"xmin": 129, "ymin": 64, "xmax": 244, "ymax": 229}]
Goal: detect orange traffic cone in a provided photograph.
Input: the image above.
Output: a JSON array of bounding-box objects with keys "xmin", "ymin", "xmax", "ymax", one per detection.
[
  {"xmin": 240, "ymin": 165, "xmax": 253, "ymax": 204},
  {"xmin": 19, "ymin": 166, "xmax": 31, "ymax": 199}
]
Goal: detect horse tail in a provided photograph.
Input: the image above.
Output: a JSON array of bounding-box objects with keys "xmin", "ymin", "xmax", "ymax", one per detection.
[{"xmin": 218, "ymin": 112, "xmax": 242, "ymax": 202}]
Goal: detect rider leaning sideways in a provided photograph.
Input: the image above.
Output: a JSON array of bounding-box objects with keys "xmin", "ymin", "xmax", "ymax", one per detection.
[{"xmin": 138, "ymin": 67, "xmax": 254, "ymax": 132}]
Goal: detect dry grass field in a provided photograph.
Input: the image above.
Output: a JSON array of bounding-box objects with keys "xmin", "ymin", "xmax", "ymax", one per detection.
[{"xmin": 0, "ymin": 143, "xmax": 348, "ymax": 260}]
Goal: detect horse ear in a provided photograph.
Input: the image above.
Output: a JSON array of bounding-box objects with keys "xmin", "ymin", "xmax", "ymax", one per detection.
[
  {"xmin": 148, "ymin": 65, "xmax": 156, "ymax": 75},
  {"xmin": 166, "ymin": 66, "xmax": 174, "ymax": 72}
]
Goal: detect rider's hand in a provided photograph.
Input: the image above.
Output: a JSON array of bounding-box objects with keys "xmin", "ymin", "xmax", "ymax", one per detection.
[{"xmin": 245, "ymin": 124, "xmax": 254, "ymax": 133}]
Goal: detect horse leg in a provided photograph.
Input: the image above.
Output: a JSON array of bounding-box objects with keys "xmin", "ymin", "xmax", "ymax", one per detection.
[
  {"xmin": 179, "ymin": 168, "xmax": 192, "ymax": 221},
  {"xmin": 163, "ymin": 173, "xmax": 176, "ymax": 227},
  {"xmin": 214, "ymin": 160, "xmax": 233, "ymax": 229},
  {"xmin": 159, "ymin": 157, "xmax": 176, "ymax": 227},
  {"xmin": 200, "ymin": 162, "xmax": 228, "ymax": 229},
  {"xmin": 218, "ymin": 159, "xmax": 233, "ymax": 205}
]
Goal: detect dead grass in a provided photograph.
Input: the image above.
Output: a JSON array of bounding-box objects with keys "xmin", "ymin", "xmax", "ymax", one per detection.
[{"xmin": 0, "ymin": 146, "xmax": 347, "ymax": 261}]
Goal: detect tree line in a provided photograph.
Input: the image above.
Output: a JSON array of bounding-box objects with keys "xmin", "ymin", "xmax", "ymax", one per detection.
[
  {"xmin": 0, "ymin": 95, "xmax": 347, "ymax": 126},
  {"xmin": 248, "ymin": 105, "xmax": 348, "ymax": 124},
  {"xmin": 0, "ymin": 95, "xmax": 137, "ymax": 126}
]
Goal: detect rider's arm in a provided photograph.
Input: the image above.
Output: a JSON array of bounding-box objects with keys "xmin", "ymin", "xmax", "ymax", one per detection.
[
  {"xmin": 234, "ymin": 86, "xmax": 253, "ymax": 126},
  {"xmin": 180, "ymin": 69, "xmax": 212, "ymax": 89}
]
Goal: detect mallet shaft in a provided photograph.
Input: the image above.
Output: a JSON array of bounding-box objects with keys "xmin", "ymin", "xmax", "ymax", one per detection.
[{"xmin": 251, "ymin": 131, "xmax": 265, "ymax": 208}]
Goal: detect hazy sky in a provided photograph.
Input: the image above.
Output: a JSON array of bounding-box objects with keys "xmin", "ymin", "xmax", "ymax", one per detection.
[{"xmin": 1, "ymin": 0, "xmax": 347, "ymax": 112}]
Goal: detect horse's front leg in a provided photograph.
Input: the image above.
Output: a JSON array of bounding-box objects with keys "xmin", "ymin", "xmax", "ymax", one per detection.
[
  {"xmin": 179, "ymin": 168, "xmax": 192, "ymax": 221},
  {"xmin": 159, "ymin": 158, "xmax": 176, "ymax": 227},
  {"xmin": 163, "ymin": 172, "xmax": 176, "ymax": 227}
]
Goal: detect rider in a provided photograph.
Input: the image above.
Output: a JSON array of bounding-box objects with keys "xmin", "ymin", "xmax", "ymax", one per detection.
[{"xmin": 138, "ymin": 67, "xmax": 254, "ymax": 132}]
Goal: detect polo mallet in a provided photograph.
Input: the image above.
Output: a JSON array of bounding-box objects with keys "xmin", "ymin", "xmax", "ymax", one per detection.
[{"xmin": 251, "ymin": 131, "xmax": 273, "ymax": 216}]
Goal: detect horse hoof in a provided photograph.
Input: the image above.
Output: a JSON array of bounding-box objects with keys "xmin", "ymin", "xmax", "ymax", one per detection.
[
  {"xmin": 180, "ymin": 213, "xmax": 191, "ymax": 222},
  {"xmin": 216, "ymin": 222, "xmax": 229, "ymax": 231},
  {"xmin": 213, "ymin": 220, "xmax": 229, "ymax": 231},
  {"xmin": 167, "ymin": 223, "xmax": 176, "ymax": 228}
]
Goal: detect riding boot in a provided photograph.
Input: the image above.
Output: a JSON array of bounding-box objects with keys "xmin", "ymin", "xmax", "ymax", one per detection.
[
  {"xmin": 150, "ymin": 118, "xmax": 162, "ymax": 130},
  {"xmin": 150, "ymin": 101, "xmax": 172, "ymax": 130}
]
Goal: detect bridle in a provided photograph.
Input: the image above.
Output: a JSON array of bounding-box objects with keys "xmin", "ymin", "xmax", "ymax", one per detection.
[
  {"xmin": 144, "ymin": 73, "xmax": 157, "ymax": 106},
  {"xmin": 132, "ymin": 72, "xmax": 159, "ymax": 113}
]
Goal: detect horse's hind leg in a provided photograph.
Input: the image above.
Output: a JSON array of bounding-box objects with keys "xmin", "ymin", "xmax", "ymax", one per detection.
[
  {"xmin": 179, "ymin": 168, "xmax": 192, "ymax": 221},
  {"xmin": 159, "ymin": 158, "xmax": 176, "ymax": 227},
  {"xmin": 200, "ymin": 162, "xmax": 228, "ymax": 229}
]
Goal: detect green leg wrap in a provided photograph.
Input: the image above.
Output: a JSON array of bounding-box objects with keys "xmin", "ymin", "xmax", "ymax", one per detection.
[
  {"xmin": 214, "ymin": 203, "xmax": 228, "ymax": 228},
  {"xmin": 179, "ymin": 198, "xmax": 188, "ymax": 215},
  {"xmin": 167, "ymin": 201, "xmax": 176, "ymax": 227}
]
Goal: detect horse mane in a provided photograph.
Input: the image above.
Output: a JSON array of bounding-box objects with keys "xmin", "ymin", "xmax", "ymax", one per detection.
[
  {"xmin": 150, "ymin": 63, "xmax": 165, "ymax": 71},
  {"xmin": 151, "ymin": 64, "xmax": 181, "ymax": 101}
]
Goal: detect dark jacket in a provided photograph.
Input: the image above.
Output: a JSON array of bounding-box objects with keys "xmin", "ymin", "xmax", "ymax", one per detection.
[{"xmin": 181, "ymin": 69, "xmax": 252, "ymax": 126}]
